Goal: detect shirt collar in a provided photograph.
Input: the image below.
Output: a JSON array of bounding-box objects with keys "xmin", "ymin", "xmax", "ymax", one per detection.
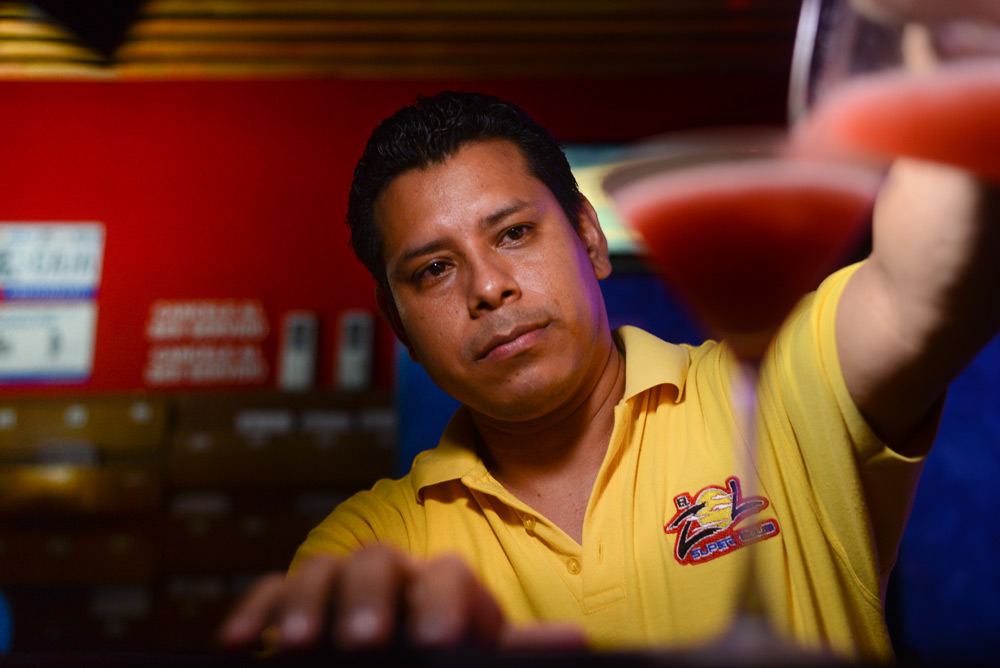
[
  {"xmin": 614, "ymin": 325, "xmax": 689, "ymax": 402},
  {"xmin": 411, "ymin": 325, "xmax": 690, "ymax": 501},
  {"xmin": 411, "ymin": 405, "xmax": 485, "ymax": 501}
]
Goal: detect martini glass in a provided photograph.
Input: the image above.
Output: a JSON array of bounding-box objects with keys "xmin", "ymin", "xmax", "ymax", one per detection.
[
  {"xmin": 789, "ymin": 0, "xmax": 1000, "ymax": 182},
  {"xmin": 602, "ymin": 129, "xmax": 882, "ymax": 659},
  {"xmin": 604, "ymin": 0, "xmax": 997, "ymax": 659},
  {"xmin": 604, "ymin": 0, "xmax": 998, "ymax": 652}
]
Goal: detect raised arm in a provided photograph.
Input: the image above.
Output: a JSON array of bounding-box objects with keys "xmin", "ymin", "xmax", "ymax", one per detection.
[{"xmin": 837, "ymin": 159, "xmax": 1000, "ymax": 449}]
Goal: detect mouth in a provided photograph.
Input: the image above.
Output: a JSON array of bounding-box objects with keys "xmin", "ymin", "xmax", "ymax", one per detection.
[{"xmin": 476, "ymin": 322, "xmax": 550, "ymax": 362}]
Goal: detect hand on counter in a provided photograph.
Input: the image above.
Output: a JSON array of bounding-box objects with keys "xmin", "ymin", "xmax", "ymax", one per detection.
[{"xmin": 217, "ymin": 545, "xmax": 586, "ymax": 653}]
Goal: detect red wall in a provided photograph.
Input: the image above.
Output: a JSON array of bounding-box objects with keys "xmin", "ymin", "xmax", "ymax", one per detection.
[{"xmin": 0, "ymin": 76, "xmax": 788, "ymax": 394}]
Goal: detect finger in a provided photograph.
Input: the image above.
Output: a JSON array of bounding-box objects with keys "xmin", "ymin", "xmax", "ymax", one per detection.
[
  {"xmin": 275, "ymin": 554, "xmax": 344, "ymax": 649},
  {"xmin": 499, "ymin": 622, "xmax": 589, "ymax": 652},
  {"xmin": 851, "ymin": 0, "xmax": 1000, "ymax": 25},
  {"xmin": 334, "ymin": 545, "xmax": 413, "ymax": 649},
  {"xmin": 406, "ymin": 554, "xmax": 504, "ymax": 647},
  {"xmin": 217, "ymin": 572, "xmax": 286, "ymax": 649}
]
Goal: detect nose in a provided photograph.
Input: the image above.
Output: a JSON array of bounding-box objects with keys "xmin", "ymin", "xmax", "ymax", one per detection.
[{"xmin": 467, "ymin": 253, "xmax": 519, "ymax": 317}]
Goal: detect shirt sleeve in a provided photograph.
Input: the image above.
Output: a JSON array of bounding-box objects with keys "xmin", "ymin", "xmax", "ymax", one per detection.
[
  {"xmin": 757, "ymin": 261, "xmax": 932, "ymax": 593},
  {"xmin": 288, "ymin": 479, "xmax": 416, "ymax": 574}
]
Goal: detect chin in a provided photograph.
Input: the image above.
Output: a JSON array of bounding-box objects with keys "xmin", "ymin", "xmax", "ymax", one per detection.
[
  {"xmin": 475, "ymin": 398, "xmax": 554, "ymax": 423},
  {"xmin": 469, "ymin": 373, "xmax": 581, "ymax": 422}
]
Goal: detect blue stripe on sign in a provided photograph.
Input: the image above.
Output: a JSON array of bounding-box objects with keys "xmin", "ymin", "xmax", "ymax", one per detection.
[
  {"xmin": 2, "ymin": 287, "xmax": 96, "ymax": 300},
  {"xmin": 0, "ymin": 373, "xmax": 88, "ymax": 384}
]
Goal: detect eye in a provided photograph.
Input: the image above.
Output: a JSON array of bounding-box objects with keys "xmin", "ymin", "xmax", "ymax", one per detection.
[
  {"xmin": 425, "ymin": 260, "xmax": 448, "ymax": 276},
  {"xmin": 415, "ymin": 260, "xmax": 450, "ymax": 284},
  {"xmin": 503, "ymin": 224, "xmax": 529, "ymax": 242}
]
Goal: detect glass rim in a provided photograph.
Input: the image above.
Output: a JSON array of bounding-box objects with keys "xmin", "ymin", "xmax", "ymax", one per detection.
[
  {"xmin": 600, "ymin": 126, "xmax": 788, "ymax": 199},
  {"xmin": 788, "ymin": 0, "xmax": 825, "ymax": 124}
]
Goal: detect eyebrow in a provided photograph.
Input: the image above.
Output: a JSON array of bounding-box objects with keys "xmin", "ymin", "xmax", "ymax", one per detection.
[
  {"xmin": 396, "ymin": 200, "xmax": 531, "ymax": 268},
  {"xmin": 398, "ymin": 239, "xmax": 447, "ymax": 268},
  {"xmin": 479, "ymin": 200, "xmax": 529, "ymax": 231}
]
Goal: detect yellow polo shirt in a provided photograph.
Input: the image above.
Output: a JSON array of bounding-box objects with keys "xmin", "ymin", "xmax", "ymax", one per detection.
[{"xmin": 292, "ymin": 263, "xmax": 932, "ymax": 661}]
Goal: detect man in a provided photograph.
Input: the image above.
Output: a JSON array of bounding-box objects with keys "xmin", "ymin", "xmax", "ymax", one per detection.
[{"xmin": 220, "ymin": 89, "xmax": 999, "ymax": 661}]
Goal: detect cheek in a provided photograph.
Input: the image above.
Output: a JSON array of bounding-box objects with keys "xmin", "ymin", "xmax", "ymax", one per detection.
[
  {"xmin": 397, "ymin": 296, "xmax": 465, "ymax": 356},
  {"xmin": 528, "ymin": 241, "xmax": 600, "ymax": 304}
]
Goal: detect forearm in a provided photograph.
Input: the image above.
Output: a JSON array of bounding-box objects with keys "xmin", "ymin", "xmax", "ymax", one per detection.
[
  {"xmin": 873, "ymin": 159, "xmax": 1000, "ymax": 338},
  {"xmin": 838, "ymin": 159, "xmax": 1000, "ymax": 446}
]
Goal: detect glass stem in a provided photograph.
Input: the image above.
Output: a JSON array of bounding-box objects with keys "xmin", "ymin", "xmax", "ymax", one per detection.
[{"xmin": 734, "ymin": 358, "xmax": 767, "ymax": 622}]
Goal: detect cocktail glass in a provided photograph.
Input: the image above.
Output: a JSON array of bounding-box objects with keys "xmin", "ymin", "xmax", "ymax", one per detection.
[
  {"xmin": 602, "ymin": 129, "xmax": 882, "ymax": 659},
  {"xmin": 790, "ymin": 0, "xmax": 1000, "ymax": 181},
  {"xmin": 602, "ymin": 0, "xmax": 996, "ymax": 657}
]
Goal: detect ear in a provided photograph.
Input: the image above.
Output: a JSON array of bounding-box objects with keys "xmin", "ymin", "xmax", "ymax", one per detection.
[
  {"xmin": 575, "ymin": 195, "xmax": 612, "ymax": 280},
  {"xmin": 375, "ymin": 285, "xmax": 417, "ymax": 361}
]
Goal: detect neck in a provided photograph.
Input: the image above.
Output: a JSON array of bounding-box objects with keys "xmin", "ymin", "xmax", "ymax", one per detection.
[{"xmin": 468, "ymin": 333, "xmax": 626, "ymax": 542}]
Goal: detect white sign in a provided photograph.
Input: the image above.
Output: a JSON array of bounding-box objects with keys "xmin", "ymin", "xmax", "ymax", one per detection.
[
  {"xmin": 0, "ymin": 223, "xmax": 104, "ymax": 299},
  {"xmin": 144, "ymin": 343, "xmax": 268, "ymax": 386},
  {"xmin": 0, "ymin": 302, "xmax": 97, "ymax": 382},
  {"xmin": 145, "ymin": 299, "xmax": 268, "ymax": 341},
  {"xmin": 142, "ymin": 299, "xmax": 271, "ymax": 388}
]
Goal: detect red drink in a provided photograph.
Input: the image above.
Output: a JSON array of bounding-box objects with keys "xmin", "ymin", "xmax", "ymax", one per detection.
[
  {"xmin": 614, "ymin": 159, "xmax": 880, "ymax": 359},
  {"xmin": 796, "ymin": 61, "xmax": 1000, "ymax": 182}
]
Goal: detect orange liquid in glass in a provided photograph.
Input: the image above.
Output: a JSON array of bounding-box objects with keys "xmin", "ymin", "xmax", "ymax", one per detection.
[
  {"xmin": 618, "ymin": 159, "xmax": 880, "ymax": 359},
  {"xmin": 798, "ymin": 61, "xmax": 1000, "ymax": 182}
]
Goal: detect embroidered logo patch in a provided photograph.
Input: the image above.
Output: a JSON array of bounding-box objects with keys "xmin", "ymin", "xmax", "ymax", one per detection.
[{"xmin": 664, "ymin": 476, "xmax": 779, "ymax": 565}]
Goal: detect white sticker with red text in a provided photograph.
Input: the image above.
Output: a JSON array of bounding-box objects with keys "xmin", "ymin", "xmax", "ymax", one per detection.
[{"xmin": 143, "ymin": 299, "xmax": 269, "ymax": 387}]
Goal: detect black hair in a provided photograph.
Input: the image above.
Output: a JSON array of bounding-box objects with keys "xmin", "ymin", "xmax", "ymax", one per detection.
[{"xmin": 346, "ymin": 91, "xmax": 583, "ymax": 288}]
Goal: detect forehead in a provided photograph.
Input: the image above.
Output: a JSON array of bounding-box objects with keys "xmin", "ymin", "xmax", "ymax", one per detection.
[{"xmin": 374, "ymin": 139, "xmax": 552, "ymax": 253}]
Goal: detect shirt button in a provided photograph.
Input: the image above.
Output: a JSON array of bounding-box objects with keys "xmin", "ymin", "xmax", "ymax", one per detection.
[
  {"xmin": 522, "ymin": 516, "xmax": 536, "ymax": 532},
  {"xmin": 566, "ymin": 558, "xmax": 582, "ymax": 575}
]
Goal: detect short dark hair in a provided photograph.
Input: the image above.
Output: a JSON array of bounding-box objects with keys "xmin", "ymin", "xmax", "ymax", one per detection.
[{"xmin": 346, "ymin": 91, "xmax": 583, "ymax": 288}]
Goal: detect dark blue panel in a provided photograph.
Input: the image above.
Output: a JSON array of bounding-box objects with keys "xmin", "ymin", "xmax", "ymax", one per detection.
[
  {"xmin": 896, "ymin": 335, "xmax": 1000, "ymax": 662},
  {"xmin": 0, "ymin": 590, "xmax": 10, "ymax": 654},
  {"xmin": 599, "ymin": 268, "xmax": 704, "ymax": 345},
  {"xmin": 394, "ymin": 342, "xmax": 460, "ymax": 476}
]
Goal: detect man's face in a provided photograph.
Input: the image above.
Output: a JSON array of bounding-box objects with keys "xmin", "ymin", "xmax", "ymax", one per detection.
[{"xmin": 375, "ymin": 139, "xmax": 613, "ymax": 422}]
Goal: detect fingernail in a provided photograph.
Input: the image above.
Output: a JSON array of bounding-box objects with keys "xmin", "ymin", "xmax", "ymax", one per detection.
[
  {"xmin": 415, "ymin": 612, "xmax": 447, "ymax": 644},
  {"xmin": 346, "ymin": 607, "xmax": 380, "ymax": 642},
  {"xmin": 281, "ymin": 612, "xmax": 311, "ymax": 644}
]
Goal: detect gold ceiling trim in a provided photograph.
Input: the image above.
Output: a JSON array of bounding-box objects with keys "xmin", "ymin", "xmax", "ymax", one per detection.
[{"xmin": 0, "ymin": 0, "xmax": 799, "ymax": 80}]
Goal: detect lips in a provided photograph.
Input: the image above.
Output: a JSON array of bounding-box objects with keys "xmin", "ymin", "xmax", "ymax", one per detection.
[{"xmin": 476, "ymin": 321, "xmax": 549, "ymax": 361}]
